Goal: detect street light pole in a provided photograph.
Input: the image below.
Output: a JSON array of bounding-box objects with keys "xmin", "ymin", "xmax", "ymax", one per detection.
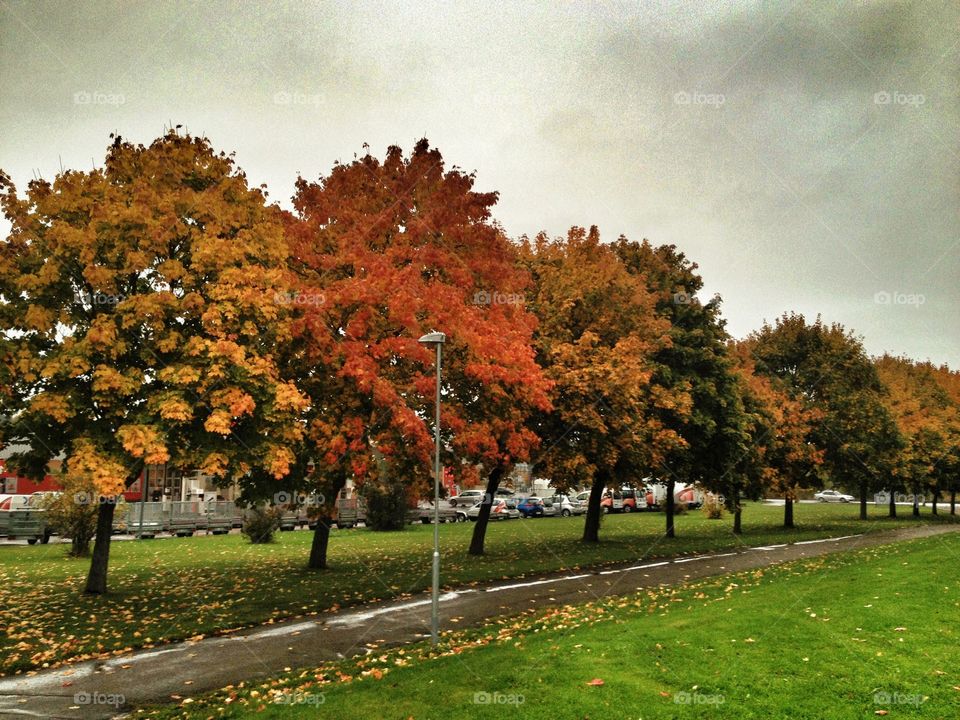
[{"xmin": 418, "ymin": 331, "xmax": 446, "ymax": 646}]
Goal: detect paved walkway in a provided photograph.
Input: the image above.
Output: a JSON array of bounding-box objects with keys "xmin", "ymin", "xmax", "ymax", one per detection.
[{"xmin": 0, "ymin": 522, "xmax": 956, "ymax": 719}]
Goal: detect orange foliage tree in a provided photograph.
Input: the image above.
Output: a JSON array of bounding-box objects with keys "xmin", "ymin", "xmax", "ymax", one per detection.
[
  {"xmin": 519, "ymin": 227, "xmax": 687, "ymax": 542},
  {"xmin": 280, "ymin": 140, "xmax": 551, "ymax": 564},
  {"xmin": 875, "ymin": 355, "xmax": 960, "ymax": 517},
  {"xmin": 732, "ymin": 339, "xmax": 825, "ymax": 528}
]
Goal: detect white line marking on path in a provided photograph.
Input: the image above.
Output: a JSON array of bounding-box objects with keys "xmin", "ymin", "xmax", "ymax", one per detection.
[
  {"xmin": 598, "ymin": 561, "xmax": 671, "ymax": 575},
  {"xmin": 794, "ymin": 534, "xmax": 863, "ymax": 545},
  {"xmin": 325, "ymin": 591, "xmax": 474, "ymax": 627},
  {"xmin": 486, "ymin": 575, "xmax": 591, "ymax": 591},
  {"xmin": 242, "ymin": 621, "xmax": 318, "ymax": 640}
]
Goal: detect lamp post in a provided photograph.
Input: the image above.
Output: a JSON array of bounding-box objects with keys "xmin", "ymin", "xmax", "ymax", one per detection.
[{"xmin": 418, "ymin": 331, "xmax": 446, "ymax": 646}]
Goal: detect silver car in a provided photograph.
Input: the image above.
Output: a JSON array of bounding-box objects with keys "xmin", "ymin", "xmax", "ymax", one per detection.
[
  {"xmin": 814, "ymin": 489, "xmax": 855, "ymax": 503},
  {"xmin": 542, "ymin": 494, "xmax": 580, "ymax": 517}
]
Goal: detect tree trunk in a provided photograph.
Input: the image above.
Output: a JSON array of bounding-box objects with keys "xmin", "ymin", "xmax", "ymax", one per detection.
[
  {"xmin": 71, "ymin": 536, "xmax": 90, "ymax": 558},
  {"xmin": 581, "ymin": 473, "xmax": 607, "ymax": 543},
  {"xmin": 912, "ymin": 492, "xmax": 920, "ymax": 517},
  {"xmin": 469, "ymin": 466, "xmax": 505, "ymax": 556},
  {"xmin": 859, "ymin": 481, "xmax": 868, "ymax": 520},
  {"xmin": 308, "ymin": 474, "xmax": 346, "ymax": 570},
  {"xmin": 931, "ymin": 488, "xmax": 938, "ymax": 516},
  {"xmin": 308, "ymin": 517, "xmax": 332, "ymax": 569},
  {"xmin": 84, "ymin": 500, "xmax": 116, "ymax": 594},
  {"xmin": 783, "ymin": 497, "xmax": 794, "ymax": 528},
  {"xmin": 888, "ymin": 490, "xmax": 897, "ymax": 518},
  {"xmin": 732, "ymin": 489, "xmax": 742, "ymax": 535},
  {"xmin": 665, "ymin": 479, "xmax": 676, "ymax": 538},
  {"xmin": 951, "ymin": 489, "xmax": 956, "ymax": 516}
]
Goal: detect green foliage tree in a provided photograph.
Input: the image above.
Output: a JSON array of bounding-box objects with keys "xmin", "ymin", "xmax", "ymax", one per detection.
[
  {"xmin": 612, "ymin": 239, "xmax": 747, "ymax": 538},
  {"xmin": 750, "ymin": 314, "xmax": 901, "ymax": 519}
]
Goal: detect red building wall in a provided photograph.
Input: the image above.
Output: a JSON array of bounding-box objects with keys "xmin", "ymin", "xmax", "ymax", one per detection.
[{"xmin": 0, "ymin": 459, "xmax": 145, "ymax": 500}]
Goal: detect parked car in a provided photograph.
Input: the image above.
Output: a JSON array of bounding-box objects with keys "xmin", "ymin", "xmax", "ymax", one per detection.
[
  {"xmin": 517, "ymin": 497, "xmax": 545, "ymax": 518},
  {"xmin": 450, "ymin": 487, "xmax": 515, "ymax": 506},
  {"xmin": 448, "ymin": 489, "xmax": 484, "ymax": 507},
  {"xmin": 620, "ymin": 487, "xmax": 648, "ymax": 512},
  {"xmin": 543, "ymin": 494, "xmax": 580, "ymax": 516},
  {"xmin": 466, "ymin": 498, "xmax": 519, "ymax": 520},
  {"xmin": 814, "ymin": 489, "xmax": 855, "ymax": 503},
  {"xmin": 0, "ymin": 494, "xmax": 38, "ymax": 511},
  {"xmin": 601, "ymin": 491, "xmax": 624, "ymax": 513},
  {"xmin": 573, "ymin": 490, "xmax": 591, "ymax": 509},
  {"xmin": 500, "ymin": 497, "xmax": 521, "ymax": 519}
]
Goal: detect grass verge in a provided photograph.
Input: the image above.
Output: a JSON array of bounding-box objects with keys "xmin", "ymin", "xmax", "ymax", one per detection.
[
  {"xmin": 1, "ymin": 501, "xmax": 956, "ymax": 675},
  {"xmin": 132, "ymin": 531, "xmax": 960, "ymax": 719}
]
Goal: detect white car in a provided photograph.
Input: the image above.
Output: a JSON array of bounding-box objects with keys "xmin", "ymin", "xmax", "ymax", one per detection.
[
  {"xmin": 465, "ymin": 499, "xmax": 519, "ymax": 520},
  {"xmin": 814, "ymin": 489, "xmax": 855, "ymax": 503}
]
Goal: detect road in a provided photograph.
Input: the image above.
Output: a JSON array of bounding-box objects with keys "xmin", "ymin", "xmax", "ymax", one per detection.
[{"xmin": 0, "ymin": 522, "xmax": 956, "ymax": 719}]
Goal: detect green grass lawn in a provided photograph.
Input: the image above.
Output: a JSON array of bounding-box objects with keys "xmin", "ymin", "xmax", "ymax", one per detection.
[
  {"xmin": 1, "ymin": 502, "xmax": 956, "ymax": 675},
  {"xmin": 133, "ymin": 532, "xmax": 960, "ymax": 720}
]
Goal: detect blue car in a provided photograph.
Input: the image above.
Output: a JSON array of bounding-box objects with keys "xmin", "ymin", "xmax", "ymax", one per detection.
[{"xmin": 517, "ymin": 497, "xmax": 545, "ymax": 518}]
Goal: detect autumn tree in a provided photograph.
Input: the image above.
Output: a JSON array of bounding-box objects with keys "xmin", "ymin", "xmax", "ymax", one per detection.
[
  {"xmin": 0, "ymin": 132, "xmax": 306, "ymax": 592},
  {"xmin": 931, "ymin": 365, "xmax": 960, "ymax": 514},
  {"xmin": 732, "ymin": 339, "xmax": 825, "ymax": 528},
  {"xmin": 612, "ymin": 239, "xmax": 746, "ymax": 538},
  {"xmin": 875, "ymin": 355, "xmax": 960, "ymax": 518},
  {"xmin": 518, "ymin": 227, "xmax": 685, "ymax": 543},
  {"xmin": 275, "ymin": 140, "xmax": 550, "ymax": 565},
  {"xmin": 749, "ymin": 314, "xmax": 900, "ymax": 519}
]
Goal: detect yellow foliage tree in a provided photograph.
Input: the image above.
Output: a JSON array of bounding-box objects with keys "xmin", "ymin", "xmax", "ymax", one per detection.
[{"xmin": 0, "ymin": 132, "xmax": 305, "ymax": 593}]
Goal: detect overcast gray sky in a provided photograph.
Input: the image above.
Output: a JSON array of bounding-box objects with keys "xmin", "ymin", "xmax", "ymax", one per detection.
[{"xmin": 1, "ymin": 0, "xmax": 957, "ymax": 366}]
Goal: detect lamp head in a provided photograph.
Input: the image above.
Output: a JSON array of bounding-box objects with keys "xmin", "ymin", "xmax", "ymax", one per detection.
[{"xmin": 418, "ymin": 331, "xmax": 446, "ymax": 346}]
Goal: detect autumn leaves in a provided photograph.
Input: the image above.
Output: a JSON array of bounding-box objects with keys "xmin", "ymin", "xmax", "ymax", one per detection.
[
  {"xmin": 0, "ymin": 133, "xmax": 308, "ymax": 591},
  {"xmin": 1, "ymin": 131, "xmax": 958, "ymax": 597}
]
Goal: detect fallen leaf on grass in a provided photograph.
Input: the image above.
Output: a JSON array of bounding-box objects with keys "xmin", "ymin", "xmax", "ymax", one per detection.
[{"xmin": 586, "ymin": 678, "xmax": 604, "ymax": 686}]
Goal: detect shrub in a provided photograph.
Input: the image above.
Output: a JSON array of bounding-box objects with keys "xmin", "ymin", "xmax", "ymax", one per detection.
[
  {"xmin": 38, "ymin": 475, "xmax": 126, "ymax": 557},
  {"xmin": 702, "ymin": 494, "xmax": 725, "ymax": 520},
  {"xmin": 242, "ymin": 505, "xmax": 283, "ymax": 544},
  {"xmin": 363, "ymin": 481, "xmax": 408, "ymax": 531}
]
